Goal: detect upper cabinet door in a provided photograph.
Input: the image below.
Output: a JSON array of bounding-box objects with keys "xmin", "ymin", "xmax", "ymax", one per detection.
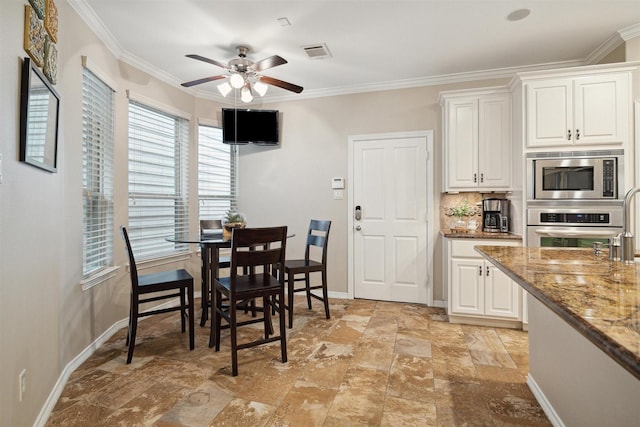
[
  {"xmin": 442, "ymin": 90, "xmax": 511, "ymax": 191},
  {"xmin": 573, "ymin": 74, "xmax": 629, "ymax": 146},
  {"xmin": 526, "ymin": 79, "xmax": 573, "ymax": 147},
  {"xmin": 478, "ymin": 95, "xmax": 511, "ymax": 189},
  {"xmin": 445, "ymin": 98, "xmax": 479, "ymax": 189},
  {"xmin": 526, "ymin": 73, "xmax": 629, "ymax": 149}
]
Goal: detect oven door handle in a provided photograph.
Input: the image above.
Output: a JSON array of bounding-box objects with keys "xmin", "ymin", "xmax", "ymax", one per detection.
[{"xmin": 532, "ymin": 227, "xmax": 617, "ymax": 238}]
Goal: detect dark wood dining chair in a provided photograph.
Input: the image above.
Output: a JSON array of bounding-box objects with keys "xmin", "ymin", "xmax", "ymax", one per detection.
[
  {"xmin": 210, "ymin": 226, "xmax": 288, "ymax": 376},
  {"xmin": 275, "ymin": 220, "xmax": 331, "ymax": 328},
  {"xmin": 120, "ymin": 225, "xmax": 195, "ymax": 364}
]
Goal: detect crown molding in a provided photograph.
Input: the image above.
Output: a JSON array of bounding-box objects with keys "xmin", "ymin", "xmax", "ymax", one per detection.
[
  {"xmin": 619, "ymin": 23, "xmax": 640, "ymax": 41},
  {"xmin": 259, "ymin": 59, "xmax": 587, "ymax": 103},
  {"xmin": 586, "ymin": 23, "xmax": 640, "ymax": 65},
  {"xmin": 68, "ymin": 0, "xmax": 124, "ymax": 57}
]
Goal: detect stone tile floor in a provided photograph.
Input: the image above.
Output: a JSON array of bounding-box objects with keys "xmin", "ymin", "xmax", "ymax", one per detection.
[{"xmin": 45, "ymin": 297, "xmax": 550, "ymax": 426}]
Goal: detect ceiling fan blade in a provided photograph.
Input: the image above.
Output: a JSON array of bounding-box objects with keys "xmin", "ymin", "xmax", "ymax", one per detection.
[
  {"xmin": 251, "ymin": 55, "xmax": 287, "ymax": 72},
  {"xmin": 259, "ymin": 76, "xmax": 304, "ymax": 94},
  {"xmin": 181, "ymin": 75, "xmax": 226, "ymax": 87},
  {"xmin": 185, "ymin": 54, "xmax": 229, "ymax": 69}
]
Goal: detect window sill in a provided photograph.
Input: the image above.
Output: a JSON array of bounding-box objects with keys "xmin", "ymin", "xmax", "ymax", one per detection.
[{"xmin": 81, "ymin": 265, "xmax": 120, "ymax": 291}]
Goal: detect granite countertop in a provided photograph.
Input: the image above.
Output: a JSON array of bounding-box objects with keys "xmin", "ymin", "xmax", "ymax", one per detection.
[
  {"xmin": 475, "ymin": 245, "xmax": 640, "ymax": 380},
  {"xmin": 441, "ymin": 230, "xmax": 523, "ymax": 240}
]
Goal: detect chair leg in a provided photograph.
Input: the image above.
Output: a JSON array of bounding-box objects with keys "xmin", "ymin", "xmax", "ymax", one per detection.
[
  {"xmin": 305, "ymin": 272, "xmax": 312, "ymax": 309},
  {"xmin": 210, "ymin": 288, "xmax": 222, "ymax": 350},
  {"xmin": 230, "ymin": 296, "xmax": 239, "ymax": 377},
  {"xmin": 125, "ymin": 292, "xmax": 134, "ymax": 346},
  {"xmin": 263, "ymin": 296, "xmax": 271, "ymax": 339},
  {"xmin": 180, "ymin": 288, "xmax": 186, "ymax": 333},
  {"xmin": 288, "ymin": 273, "xmax": 295, "ymax": 328},
  {"xmin": 126, "ymin": 298, "xmax": 139, "ymax": 364},
  {"xmin": 322, "ymin": 269, "xmax": 330, "ymax": 320},
  {"xmin": 278, "ymin": 288, "xmax": 287, "ymax": 363},
  {"xmin": 188, "ymin": 285, "xmax": 195, "ymax": 350}
]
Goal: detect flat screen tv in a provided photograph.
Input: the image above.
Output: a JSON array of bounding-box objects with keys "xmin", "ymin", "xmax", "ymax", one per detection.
[{"xmin": 222, "ymin": 108, "xmax": 280, "ymax": 145}]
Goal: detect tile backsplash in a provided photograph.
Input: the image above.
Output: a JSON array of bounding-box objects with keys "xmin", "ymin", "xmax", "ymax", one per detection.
[{"xmin": 440, "ymin": 192, "xmax": 507, "ymax": 230}]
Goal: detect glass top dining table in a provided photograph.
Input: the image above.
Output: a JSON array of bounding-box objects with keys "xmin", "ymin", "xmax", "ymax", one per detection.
[{"xmin": 165, "ymin": 232, "xmax": 294, "ymax": 326}]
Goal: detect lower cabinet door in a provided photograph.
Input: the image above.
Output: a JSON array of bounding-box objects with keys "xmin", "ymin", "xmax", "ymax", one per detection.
[
  {"xmin": 450, "ymin": 258, "xmax": 484, "ymax": 315},
  {"xmin": 484, "ymin": 264, "xmax": 520, "ymax": 319}
]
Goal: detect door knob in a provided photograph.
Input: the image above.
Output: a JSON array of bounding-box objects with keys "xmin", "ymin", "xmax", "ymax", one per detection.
[{"xmin": 355, "ymin": 225, "xmax": 362, "ymax": 231}]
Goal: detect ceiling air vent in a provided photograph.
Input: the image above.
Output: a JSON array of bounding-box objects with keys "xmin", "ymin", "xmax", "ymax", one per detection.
[{"xmin": 303, "ymin": 43, "xmax": 332, "ymax": 60}]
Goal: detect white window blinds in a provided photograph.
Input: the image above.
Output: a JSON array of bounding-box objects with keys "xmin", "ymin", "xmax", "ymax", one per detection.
[
  {"xmin": 198, "ymin": 124, "xmax": 237, "ymax": 221},
  {"xmin": 82, "ymin": 67, "xmax": 115, "ymax": 276},
  {"xmin": 128, "ymin": 101, "xmax": 189, "ymax": 260}
]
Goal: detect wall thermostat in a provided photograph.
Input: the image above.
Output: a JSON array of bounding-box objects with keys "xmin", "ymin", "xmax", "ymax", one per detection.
[{"xmin": 332, "ymin": 177, "xmax": 345, "ymax": 189}]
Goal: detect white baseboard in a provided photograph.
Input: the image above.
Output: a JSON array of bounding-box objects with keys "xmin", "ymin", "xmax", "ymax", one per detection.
[{"xmin": 526, "ymin": 374, "xmax": 565, "ymax": 427}]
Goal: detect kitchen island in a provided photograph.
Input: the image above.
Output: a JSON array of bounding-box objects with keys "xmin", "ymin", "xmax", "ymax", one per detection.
[{"xmin": 475, "ymin": 246, "xmax": 639, "ymax": 427}]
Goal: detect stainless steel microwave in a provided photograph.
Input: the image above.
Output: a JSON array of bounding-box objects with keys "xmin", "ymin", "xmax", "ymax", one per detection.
[{"xmin": 532, "ymin": 155, "xmax": 620, "ymax": 200}]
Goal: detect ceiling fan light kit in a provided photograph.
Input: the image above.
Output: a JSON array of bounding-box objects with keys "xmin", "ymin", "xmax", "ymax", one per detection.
[{"xmin": 182, "ymin": 45, "xmax": 303, "ymax": 103}]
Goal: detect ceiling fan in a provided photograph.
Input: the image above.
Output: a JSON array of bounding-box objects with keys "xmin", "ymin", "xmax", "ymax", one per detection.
[{"xmin": 181, "ymin": 45, "xmax": 303, "ymax": 102}]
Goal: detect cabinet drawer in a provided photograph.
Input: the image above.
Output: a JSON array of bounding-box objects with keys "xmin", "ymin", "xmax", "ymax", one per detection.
[{"xmin": 450, "ymin": 239, "xmax": 520, "ymax": 258}]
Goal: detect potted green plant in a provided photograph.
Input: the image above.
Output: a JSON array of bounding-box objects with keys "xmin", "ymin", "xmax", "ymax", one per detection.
[
  {"xmin": 222, "ymin": 209, "xmax": 246, "ymax": 238},
  {"xmin": 449, "ymin": 201, "xmax": 473, "ymax": 230}
]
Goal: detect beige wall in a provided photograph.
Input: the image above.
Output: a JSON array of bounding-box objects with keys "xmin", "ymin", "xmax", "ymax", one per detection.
[
  {"xmin": 2, "ymin": 1, "xmax": 635, "ymax": 425},
  {"xmin": 627, "ymin": 36, "xmax": 640, "ymax": 61},
  {"xmin": 599, "ymin": 43, "xmax": 626, "ymax": 63}
]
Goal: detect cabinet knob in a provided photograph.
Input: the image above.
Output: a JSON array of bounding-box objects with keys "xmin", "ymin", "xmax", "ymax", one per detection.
[
  {"xmin": 480, "ymin": 173, "xmax": 484, "ymax": 183},
  {"xmin": 479, "ymin": 266, "xmax": 482, "ymax": 276},
  {"xmin": 486, "ymin": 266, "xmax": 490, "ymax": 276},
  {"xmin": 576, "ymin": 129, "xmax": 580, "ymax": 140},
  {"xmin": 474, "ymin": 173, "xmax": 477, "ymax": 183},
  {"xmin": 567, "ymin": 129, "xmax": 572, "ymax": 140}
]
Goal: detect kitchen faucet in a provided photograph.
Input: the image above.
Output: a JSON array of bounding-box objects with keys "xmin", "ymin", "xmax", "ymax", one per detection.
[{"xmin": 620, "ymin": 185, "xmax": 640, "ymax": 263}]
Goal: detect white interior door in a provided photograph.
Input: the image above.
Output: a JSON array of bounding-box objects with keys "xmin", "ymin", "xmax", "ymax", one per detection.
[{"xmin": 349, "ymin": 131, "xmax": 432, "ymax": 304}]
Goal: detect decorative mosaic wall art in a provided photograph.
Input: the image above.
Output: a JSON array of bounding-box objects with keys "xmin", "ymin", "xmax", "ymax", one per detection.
[
  {"xmin": 24, "ymin": 4, "xmax": 45, "ymax": 67},
  {"xmin": 28, "ymin": 0, "xmax": 45, "ymax": 19},
  {"xmin": 24, "ymin": 0, "xmax": 58, "ymax": 85},
  {"xmin": 45, "ymin": 0, "xmax": 58, "ymax": 43},
  {"xmin": 43, "ymin": 37, "xmax": 57, "ymax": 84}
]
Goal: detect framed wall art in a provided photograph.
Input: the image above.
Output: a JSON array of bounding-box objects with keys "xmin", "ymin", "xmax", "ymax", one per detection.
[
  {"xmin": 24, "ymin": 4, "xmax": 45, "ymax": 67},
  {"xmin": 28, "ymin": 0, "xmax": 45, "ymax": 19},
  {"xmin": 20, "ymin": 57, "xmax": 60, "ymax": 173},
  {"xmin": 45, "ymin": 0, "xmax": 58, "ymax": 43},
  {"xmin": 43, "ymin": 37, "xmax": 57, "ymax": 84}
]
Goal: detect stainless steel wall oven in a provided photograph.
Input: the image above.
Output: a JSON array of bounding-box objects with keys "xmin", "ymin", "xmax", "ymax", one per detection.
[{"xmin": 527, "ymin": 205, "xmax": 623, "ymax": 248}]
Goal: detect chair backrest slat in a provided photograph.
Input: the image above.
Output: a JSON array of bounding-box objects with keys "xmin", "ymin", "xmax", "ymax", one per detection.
[
  {"xmin": 200, "ymin": 219, "xmax": 223, "ymax": 233},
  {"xmin": 230, "ymin": 226, "xmax": 287, "ymax": 278},
  {"xmin": 304, "ymin": 220, "xmax": 331, "ymax": 263}
]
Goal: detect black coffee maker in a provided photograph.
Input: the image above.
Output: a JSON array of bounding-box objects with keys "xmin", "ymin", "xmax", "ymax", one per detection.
[{"xmin": 482, "ymin": 198, "xmax": 509, "ymax": 233}]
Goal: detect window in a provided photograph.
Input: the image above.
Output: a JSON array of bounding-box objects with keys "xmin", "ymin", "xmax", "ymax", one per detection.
[
  {"xmin": 128, "ymin": 101, "xmax": 189, "ymax": 260},
  {"xmin": 82, "ymin": 67, "xmax": 114, "ymax": 276},
  {"xmin": 198, "ymin": 124, "xmax": 237, "ymax": 220}
]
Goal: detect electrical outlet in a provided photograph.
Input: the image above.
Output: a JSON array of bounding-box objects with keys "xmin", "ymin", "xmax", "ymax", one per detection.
[
  {"xmin": 333, "ymin": 190, "xmax": 344, "ymax": 200},
  {"xmin": 19, "ymin": 369, "xmax": 26, "ymax": 402}
]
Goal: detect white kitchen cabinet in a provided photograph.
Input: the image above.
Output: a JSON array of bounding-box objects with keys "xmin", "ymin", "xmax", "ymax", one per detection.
[
  {"xmin": 446, "ymin": 238, "xmax": 522, "ymax": 327},
  {"xmin": 525, "ymin": 72, "xmax": 629, "ymax": 148},
  {"xmin": 440, "ymin": 88, "xmax": 511, "ymax": 191}
]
